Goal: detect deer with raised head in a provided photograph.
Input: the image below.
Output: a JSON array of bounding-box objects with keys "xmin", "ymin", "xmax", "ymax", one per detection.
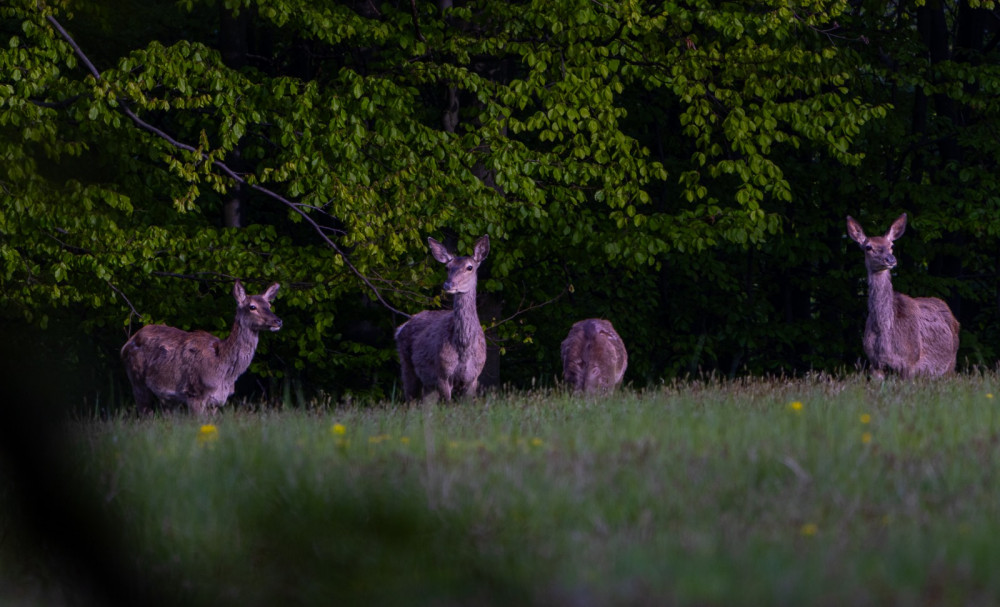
[
  {"xmin": 121, "ymin": 281, "xmax": 282, "ymax": 414},
  {"xmin": 395, "ymin": 235, "xmax": 489, "ymax": 402},
  {"xmin": 846, "ymin": 213, "xmax": 959, "ymax": 378},
  {"xmin": 561, "ymin": 318, "xmax": 628, "ymax": 393}
]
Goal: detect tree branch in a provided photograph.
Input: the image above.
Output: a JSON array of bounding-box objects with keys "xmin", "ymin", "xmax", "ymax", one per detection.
[
  {"xmin": 410, "ymin": 0, "xmax": 427, "ymax": 42},
  {"xmin": 487, "ymin": 284, "xmax": 568, "ymax": 330},
  {"xmin": 106, "ymin": 279, "xmax": 143, "ymax": 322},
  {"xmin": 46, "ymin": 14, "xmax": 411, "ymax": 318}
]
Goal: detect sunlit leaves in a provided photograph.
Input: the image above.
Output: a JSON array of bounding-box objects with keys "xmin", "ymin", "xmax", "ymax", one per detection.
[{"xmin": 0, "ymin": 0, "xmax": 915, "ymax": 393}]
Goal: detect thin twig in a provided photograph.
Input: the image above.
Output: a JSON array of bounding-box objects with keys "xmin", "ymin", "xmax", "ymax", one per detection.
[
  {"xmin": 46, "ymin": 14, "xmax": 410, "ymax": 318},
  {"xmin": 106, "ymin": 279, "xmax": 143, "ymax": 321},
  {"xmin": 487, "ymin": 285, "xmax": 567, "ymax": 329}
]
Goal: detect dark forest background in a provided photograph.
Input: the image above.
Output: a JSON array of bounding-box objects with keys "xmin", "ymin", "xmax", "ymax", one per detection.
[{"xmin": 2, "ymin": 0, "xmax": 999, "ymax": 407}]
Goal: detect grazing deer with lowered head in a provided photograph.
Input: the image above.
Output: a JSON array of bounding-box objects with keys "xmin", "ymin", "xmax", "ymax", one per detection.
[
  {"xmin": 561, "ymin": 319, "xmax": 628, "ymax": 393},
  {"xmin": 395, "ymin": 235, "xmax": 489, "ymax": 402},
  {"xmin": 121, "ymin": 281, "xmax": 282, "ymax": 414},
  {"xmin": 846, "ymin": 214, "xmax": 959, "ymax": 379}
]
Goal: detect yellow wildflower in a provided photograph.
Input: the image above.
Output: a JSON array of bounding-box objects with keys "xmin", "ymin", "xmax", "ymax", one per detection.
[
  {"xmin": 862, "ymin": 432, "xmax": 872, "ymax": 444},
  {"xmin": 789, "ymin": 401, "xmax": 803, "ymax": 412},
  {"xmin": 197, "ymin": 425, "xmax": 218, "ymax": 443},
  {"xmin": 987, "ymin": 393, "xmax": 994, "ymax": 400},
  {"xmin": 531, "ymin": 437, "xmax": 544, "ymax": 447},
  {"xmin": 860, "ymin": 413, "xmax": 871, "ymax": 424},
  {"xmin": 800, "ymin": 523, "xmax": 818, "ymax": 536},
  {"xmin": 331, "ymin": 423, "xmax": 346, "ymax": 436}
]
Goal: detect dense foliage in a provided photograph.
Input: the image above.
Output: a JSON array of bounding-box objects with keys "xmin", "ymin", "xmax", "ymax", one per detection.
[{"xmin": 2, "ymin": 0, "xmax": 999, "ymax": 404}]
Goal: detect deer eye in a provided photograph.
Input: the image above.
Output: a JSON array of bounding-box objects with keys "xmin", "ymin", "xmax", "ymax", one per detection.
[
  {"xmin": 864, "ymin": 244, "xmax": 872, "ymax": 251},
  {"xmin": 466, "ymin": 265, "xmax": 474, "ymax": 271},
  {"xmin": 249, "ymin": 304, "xmax": 257, "ymax": 311}
]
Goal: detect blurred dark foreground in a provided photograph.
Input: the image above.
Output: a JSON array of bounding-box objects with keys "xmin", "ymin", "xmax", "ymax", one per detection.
[{"xmin": 0, "ymin": 332, "xmax": 533, "ymax": 607}]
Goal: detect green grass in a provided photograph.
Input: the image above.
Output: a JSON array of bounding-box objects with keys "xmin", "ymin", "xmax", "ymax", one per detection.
[{"xmin": 6, "ymin": 373, "xmax": 1000, "ymax": 605}]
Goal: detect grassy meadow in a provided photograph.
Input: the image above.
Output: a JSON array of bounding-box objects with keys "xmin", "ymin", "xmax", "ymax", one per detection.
[{"xmin": 5, "ymin": 373, "xmax": 1000, "ymax": 606}]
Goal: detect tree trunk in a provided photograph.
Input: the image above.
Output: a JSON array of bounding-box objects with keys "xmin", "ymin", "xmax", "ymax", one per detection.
[{"xmin": 219, "ymin": 8, "xmax": 251, "ymax": 228}]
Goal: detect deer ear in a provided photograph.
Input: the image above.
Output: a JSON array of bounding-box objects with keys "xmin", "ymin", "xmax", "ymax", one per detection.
[
  {"xmin": 473, "ymin": 234, "xmax": 490, "ymax": 262},
  {"xmin": 427, "ymin": 237, "xmax": 453, "ymax": 264},
  {"xmin": 887, "ymin": 213, "xmax": 907, "ymax": 241},
  {"xmin": 846, "ymin": 216, "xmax": 867, "ymax": 245},
  {"xmin": 233, "ymin": 281, "xmax": 248, "ymax": 304},
  {"xmin": 263, "ymin": 283, "xmax": 280, "ymax": 302}
]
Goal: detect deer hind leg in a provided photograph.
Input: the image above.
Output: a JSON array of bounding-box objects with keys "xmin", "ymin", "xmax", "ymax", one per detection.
[
  {"xmin": 435, "ymin": 379, "xmax": 453, "ymax": 402},
  {"xmin": 187, "ymin": 399, "xmax": 210, "ymax": 416},
  {"xmin": 399, "ymin": 356, "xmax": 422, "ymax": 401},
  {"xmin": 457, "ymin": 378, "xmax": 478, "ymax": 400},
  {"xmin": 131, "ymin": 384, "xmax": 157, "ymax": 415},
  {"xmin": 562, "ymin": 361, "xmax": 583, "ymax": 392}
]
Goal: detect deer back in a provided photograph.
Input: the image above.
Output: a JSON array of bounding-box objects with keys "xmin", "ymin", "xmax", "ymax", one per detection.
[{"xmin": 561, "ymin": 319, "xmax": 627, "ymax": 393}]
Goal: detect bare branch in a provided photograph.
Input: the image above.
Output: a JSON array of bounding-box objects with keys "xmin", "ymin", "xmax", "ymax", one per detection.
[
  {"xmin": 46, "ymin": 14, "xmax": 411, "ymax": 319},
  {"xmin": 487, "ymin": 284, "xmax": 568, "ymax": 329},
  {"xmin": 106, "ymin": 279, "xmax": 143, "ymax": 322},
  {"xmin": 410, "ymin": 0, "xmax": 427, "ymax": 42}
]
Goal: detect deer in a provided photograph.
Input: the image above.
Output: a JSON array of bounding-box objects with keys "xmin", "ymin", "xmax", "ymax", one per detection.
[
  {"xmin": 121, "ymin": 281, "xmax": 282, "ymax": 415},
  {"xmin": 561, "ymin": 318, "xmax": 628, "ymax": 393},
  {"xmin": 395, "ymin": 235, "xmax": 490, "ymax": 402},
  {"xmin": 846, "ymin": 213, "xmax": 959, "ymax": 379}
]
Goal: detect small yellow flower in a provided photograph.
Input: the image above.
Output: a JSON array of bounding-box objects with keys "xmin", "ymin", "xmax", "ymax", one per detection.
[
  {"xmin": 531, "ymin": 437, "xmax": 544, "ymax": 447},
  {"xmin": 197, "ymin": 424, "xmax": 218, "ymax": 443},
  {"xmin": 331, "ymin": 423, "xmax": 346, "ymax": 436},
  {"xmin": 800, "ymin": 523, "xmax": 818, "ymax": 536},
  {"xmin": 789, "ymin": 401, "xmax": 803, "ymax": 412},
  {"xmin": 862, "ymin": 432, "xmax": 872, "ymax": 444},
  {"xmin": 987, "ymin": 393, "xmax": 994, "ymax": 400},
  {"xmin": 860, "ymin": 413, "xmax": 871, "ymax": 424},
  {"xmin": 400, "ymin": 436, "xmax": 410, "ymax": 445}
]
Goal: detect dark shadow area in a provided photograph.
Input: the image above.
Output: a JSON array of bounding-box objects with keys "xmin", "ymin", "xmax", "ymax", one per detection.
[
  {"xmin": 0, "ymin": 330, "xmax": 162, "ymax": 607},
  {"xmin": 0, "ymin": 326, "xmax": 540, "ymax": 606}
]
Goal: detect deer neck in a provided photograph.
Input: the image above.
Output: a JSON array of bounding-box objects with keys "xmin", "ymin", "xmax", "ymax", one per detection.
[
  {"xmin": 217, "ymin": 320, "xmax": 260, "ymax": 380},
  {"xmin": 867, "ymin": 269, "xmax": 897, "ymax": 333},
  {"xmin": 450, "ymin": 289, "xmax": 481, "ymax": 348}
]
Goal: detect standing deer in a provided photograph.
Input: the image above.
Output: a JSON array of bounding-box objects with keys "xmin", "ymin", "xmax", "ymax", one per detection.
[
  {"xmin": 561, "ymin": 319, "xmax": 628, "ymax": 393},
  {"xmin": 846, "ymin": 213, "xmax": 959, "ymax": 378},
  {"xmin": 395, "ymin": 235, "xmax": 490, "ymax": 402},
  {"xmin": 121, "ymin": 281, "xmax": 282, "ymax": 414}
]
